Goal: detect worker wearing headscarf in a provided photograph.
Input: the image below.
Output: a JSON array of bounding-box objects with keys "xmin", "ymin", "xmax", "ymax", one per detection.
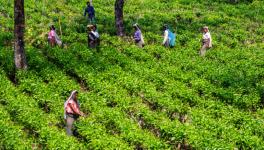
[
  {"xmin": 133, "ymin": 23, "xmax": 145, "ymax": 48},
  {"xmin": 64, "ymin": 90, "xmax": 85, "ymax": 136}
]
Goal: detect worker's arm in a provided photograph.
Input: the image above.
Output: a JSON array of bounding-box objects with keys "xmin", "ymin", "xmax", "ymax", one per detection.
[
  {"xmin": 91, "ymin": 31, "xmax": 99, "ymax": 38},
  {"xmin": 69, "ymin": 103, "xmax": 84, "ymax": 116}
]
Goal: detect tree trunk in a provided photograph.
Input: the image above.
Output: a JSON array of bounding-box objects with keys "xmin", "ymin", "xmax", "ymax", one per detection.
[
  {"xmin": 14, "ymin": 0, "xmax": 27, "ymax": 69},
  {"xmin": 229, "ymin": 0, "xmax": 238, "ymax": 3},
  {"xmin": 115, "ymin": 0, "xmax": 125, "ymax": 36}
]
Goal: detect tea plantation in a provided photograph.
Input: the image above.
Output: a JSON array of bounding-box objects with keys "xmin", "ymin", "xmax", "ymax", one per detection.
[{"xmin": 0, "ymin": 0, "xmax": 264, "ymax": 149}]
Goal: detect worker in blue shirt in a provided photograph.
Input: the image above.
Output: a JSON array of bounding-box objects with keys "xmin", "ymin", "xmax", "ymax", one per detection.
[{"xmin": 84, "ymin": 2, "xmax": 95, "ymax": 24}]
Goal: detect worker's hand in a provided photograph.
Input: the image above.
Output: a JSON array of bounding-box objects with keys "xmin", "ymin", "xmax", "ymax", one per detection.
[{"xmin": 81, "ymin": 112, "xmax": 88, "ymax": 117}]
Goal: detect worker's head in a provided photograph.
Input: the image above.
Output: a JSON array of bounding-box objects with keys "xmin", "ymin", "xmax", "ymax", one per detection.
[
  {"xmin": 87, "ymin": 24, "xmax": 93, "ymax": 31},
  {"xmin": 163, "ymin": 24, "xmax": 168, "ymax": 31},
  {"xmin": 50, "ymin": 25, "xmax": 55, "ymax": 30},
  {"xmin": 71, "ymin": 90, "xmax": 78, "ymax": 100},
  {"xmin": 203, "ymin": 26, "xmax": 209, "ymax": 33},
  {"xmin": 87, "ymin": 1, "xmax": 90, "ymax": 6}
]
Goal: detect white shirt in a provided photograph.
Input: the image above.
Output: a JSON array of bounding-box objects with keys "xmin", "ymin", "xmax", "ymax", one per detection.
[
  {"xmin": 203, "ymin": 32, "xmax": 211, "ymax": 40},
  {"xmin": 91, "ymin": 31, "xmax": 99, "ymax": 38},
  {"xmin": 203, "ymin": 32, "xmax": 212, "ymax": 47},
  {"xmin": 163, "ymin": 30, "xmax": 169, "ymax": 44}
]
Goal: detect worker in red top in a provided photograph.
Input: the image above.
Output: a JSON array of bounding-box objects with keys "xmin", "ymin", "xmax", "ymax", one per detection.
[{"xmin": 64, "ymin": 90, "xmax": 85, "ymax": 136}]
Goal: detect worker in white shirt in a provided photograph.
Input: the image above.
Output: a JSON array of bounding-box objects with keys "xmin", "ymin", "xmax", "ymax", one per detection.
[
  {"xmin": 162, "ymin": 25, "xmax": 169, "ymax": 47},
  {"xmin": 87, "ymin": 24, "xmax": 100, "ymax": 48},
  {"xmin": 199, "ymin": 26, "xmax": 212, "ymax": 56}
]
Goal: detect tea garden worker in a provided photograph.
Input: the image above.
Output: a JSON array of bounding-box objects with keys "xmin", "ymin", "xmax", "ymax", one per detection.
[
  {"xmin": 48, "ymin": 25, "xmax": 62, "ymax": 47},
  {"xmin": 48, "ymin": 25, "xmax": 56, "ymax": 47},
  {"xmin": 84, "ymin": 1, "xmax": 95, "ymax": 24},
  {"xmin": 162, "ymin": 25, "xmax": 170, "ymax": 47},
  {"xmin": 87, "ymin": 24, "xmax": 100, "ymax": 48},
  {"xmin": 64, "ymin": 90, "xmax": 85, "ymax": 136},
  {"xmin": 199, "ymin": 26, "xmax": 212, "ymax": 57},
  {"xmin": 162, "ymin": 24, "xmax": 176, "ymax": 48},
  {"xmin": 133, "ymin": 23, "xmax": 145, "ymax": 48}
]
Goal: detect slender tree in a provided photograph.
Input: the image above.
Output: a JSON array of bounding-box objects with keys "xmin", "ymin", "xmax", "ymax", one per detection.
[
  {"xmin": 115, "ymin": 0, "xmax": 125, "ymax": 36},
  {"xmin": 14, "ymin": 0, "xmax": 27, "ymax": 69},
  {"xmin": 229, "ymin": 0, "xmax": 238, "ymax": 3}
]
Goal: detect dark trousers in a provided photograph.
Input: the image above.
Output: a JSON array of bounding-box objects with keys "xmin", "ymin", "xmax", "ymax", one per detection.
[
  {"xmin": 199, "ymin": 42, "xmax": 209, "ymax": 57},
  {"xmin": 88, "ymin": 39, "xmax": 100, "ymax": 48},
  {"xmin": 136, "ymin": 40, "xmax": 144, "ymax": 48},
  {"xmin": 48, "ymin": 38, "xmax": 55, "ymax": 47},
  {"xmin": 164, "ymin": 40, "xmax": 169, "ymax": 47},
  {"xmin": 87, "ymin": 16, "xmax": 95, "ymax": 24},
  {"xmin": 65, "ymin": 114, "xmax": 78, "ymax": 136}
]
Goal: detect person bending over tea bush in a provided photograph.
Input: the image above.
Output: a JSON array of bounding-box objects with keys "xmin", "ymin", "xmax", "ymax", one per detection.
[
  {"xmin": 199, "ymin": 26, "xmax": 212, "ymax": 57},
  {"xmin": 162, "ymin": 25, "xmax": 176, "ymax": 48},
  {"xmin": 64, "ymin": 90, "xmax": 85, "ymax": 136},
  {"xmin": 47, "ymin": 25, "xmax": 62, "ymax": 47},
  {"xmin": 133, "ymin": 23, "xmax": 145, "ymax": 48},
  {"xmin": 48, "ymin": 25, "xmax": 56, "ymax": 47},
  {"xmin": 87, "ymin": 24, "xmax": 100, "ymax": 48}
]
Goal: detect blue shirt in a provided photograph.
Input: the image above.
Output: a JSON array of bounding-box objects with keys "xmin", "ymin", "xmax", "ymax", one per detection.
[
  {"xmin": 134, "ymin": 29, "xmax": 142, "ymax": 42},
  {"xmin": 84, "ymin": 6, "xmax": 95, "ymax": 18}
]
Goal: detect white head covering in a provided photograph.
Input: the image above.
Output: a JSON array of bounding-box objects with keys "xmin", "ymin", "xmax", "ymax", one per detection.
[
  {"xmin": 133, "ymin": 23, "xmax": 140, "ymax": 30},
  {"xmin": 203, "ymin": 26, "xmax": 209, "ymax": 30},
  {"xmin": 66, "ymin": 90, "xmax": 78, "ymax": 102}
]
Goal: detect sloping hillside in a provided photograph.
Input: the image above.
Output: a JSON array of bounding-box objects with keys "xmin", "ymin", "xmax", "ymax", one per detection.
[{"xmin": 0, "ymin": 0, "xmax": 264, "ymax": 149}]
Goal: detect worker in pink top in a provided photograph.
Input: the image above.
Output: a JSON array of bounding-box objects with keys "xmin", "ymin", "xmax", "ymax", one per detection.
[
  {"xmin": 48, "ymin": 25, "xmax": 56, "ymax": 47},
  {"xmin": 48, "ymin": 25, "xmax": 62, "ymax": 47},
  {"xmin": 64, "ymin": 90, "xmax": 85, "ymax": 136}
]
